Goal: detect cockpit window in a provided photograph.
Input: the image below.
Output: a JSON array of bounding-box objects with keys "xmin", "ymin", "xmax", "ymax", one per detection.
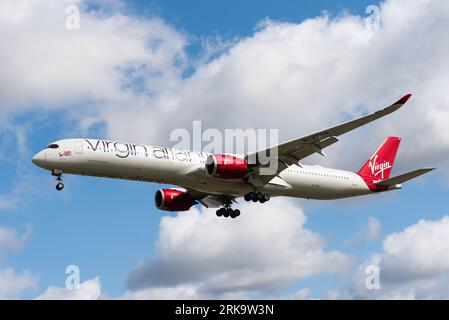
[{"xmin": 47, "ymin": 144, "xmax": 59, "ymax": 149}]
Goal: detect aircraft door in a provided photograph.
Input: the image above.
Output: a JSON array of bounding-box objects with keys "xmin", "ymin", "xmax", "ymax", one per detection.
[
  {"xmin": 75, "ymin": 141, "xmax": 84, "ymax": 154},
  {"xmin": 351, "ymin": 174, "xmax": 360, "ymax": 187}
]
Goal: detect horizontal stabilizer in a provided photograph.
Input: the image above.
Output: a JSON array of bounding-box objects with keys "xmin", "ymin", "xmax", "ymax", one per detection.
[{"xmin": 375, "ymin": 168, "xmax": 435, "ymax": 187}]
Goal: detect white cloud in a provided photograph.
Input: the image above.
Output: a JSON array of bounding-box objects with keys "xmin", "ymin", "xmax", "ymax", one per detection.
[
  {"xmin": 0, "ymin": 224, "xmax": 38, "ymax": 299},
  {"xmin": 286, "ymin": 288, "xmax": 312, "ymax": 300},
  {"xmin": 382, "ymin": 216, "xmax": 449, "ymax": 282},
  {"xmin": 351, "ymin": 215, "xmax": 449, "ymax": 299},
  {"xmin": 36, "ymin": 277, "xmax": 102, "ymax": 300},
  {"xmin": 34, "ymin": 278, "xmax": 245, "ymax": 300},
  {"xmin": 126, "ymin": 199, "xmax": 352, "ymax": 299},
  {"xmin": 0, "ymin": 268, "xmax": 38, "ymax": 299},
  {"xmin": 367, "ymin": 217, "xmax": 381, "ymax": 240},
  {"xmin": 345, "ymin": 216, "xmax": 381, "ymax": 245},
  {"xmin": 0, "ymin": 224, "xmax": 32, "ymax": 257},
  {"xmin": 0, "ymin": 0, "xmax": 447, "ymax": 177},
  {"xmin": 0, "ymin": 0, "xmax": 188, "ymax": 142},
  {"xmin": 121, "ymin": 285, "xmax": 219, "ymax": 300},
  {"xmin": 0, "ymin": 0, "xmax": 187, "ymax": 108}
]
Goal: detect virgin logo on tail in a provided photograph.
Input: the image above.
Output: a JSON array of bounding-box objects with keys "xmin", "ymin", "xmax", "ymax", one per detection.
[{"xmin": 368, "ymin": 154, "xmax": 391, "ymax": 180}]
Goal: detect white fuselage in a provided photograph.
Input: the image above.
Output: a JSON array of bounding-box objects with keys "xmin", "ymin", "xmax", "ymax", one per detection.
[{"xmin": 32, "ymin": 139, "xmax": 373, "ymax": 200}]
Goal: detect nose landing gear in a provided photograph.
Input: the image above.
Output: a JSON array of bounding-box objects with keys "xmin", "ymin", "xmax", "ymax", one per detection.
[
  {"xmin": 56, "ymin": 182, "xmax": 64, "ymax": 191},
  {"xmin": 52, "ymin": 169, "xmax": 64, "ymax": 191}
]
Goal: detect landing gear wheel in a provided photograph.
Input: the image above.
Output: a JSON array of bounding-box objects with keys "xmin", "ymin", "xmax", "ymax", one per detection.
[
  {"xmin": 56, "ymin": 183, "xmax": 64, "ymax": 191},
  {"xmin": 216, "ymin": 208, "xmax": 225, "ymax": 217},
  {"xmin": 217, "ymin": 201, "xmax": 241, "ymax": 219},
  {"xmin": 245, "ymin": 191, "xmax": 270, "ymax": 203},
  {"xmin": 231, "ymin": 209, "xmax": 240, "ymax": 219},
  {"xmin": 246, "ymin": 192, "xmax": 255, "ymax": 202},
  {"xmin": 251, "ymin": 192, "xmax": 258, "ymax": 202}
]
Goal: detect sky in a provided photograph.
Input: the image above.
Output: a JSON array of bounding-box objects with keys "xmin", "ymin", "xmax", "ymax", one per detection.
[{"xmin": 0, "ymin": 0, "xmax": 448, "ymax": 299}]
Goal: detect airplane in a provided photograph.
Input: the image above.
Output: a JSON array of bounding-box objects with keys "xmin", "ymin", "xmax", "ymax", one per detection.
[{"xmin": 32, "ymin": 94, "xmax": 435, "ymax": 219}]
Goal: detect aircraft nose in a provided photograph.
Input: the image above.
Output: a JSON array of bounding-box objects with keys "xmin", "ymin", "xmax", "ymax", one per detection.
[{"xmin": 32, "ymin": 151, "xmax": 46, "ymax": 167}]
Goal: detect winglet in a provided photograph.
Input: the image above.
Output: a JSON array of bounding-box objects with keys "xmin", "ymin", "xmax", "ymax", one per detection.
[{"xmin": 395, "ymin": 93, "xmax": 412, "ymax": 105}]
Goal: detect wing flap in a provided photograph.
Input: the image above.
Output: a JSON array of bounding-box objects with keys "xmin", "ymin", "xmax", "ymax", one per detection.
[
  {"xmin": 198, "ymin": 196, "xmax": 225, "ymax": 208},
  {"xmin": 197, "ymin": 194, "xmax": 236, "ymax": 208},
  {"xmin": 290, "ymin": 136, "xmax": 339, "ymax": 160},
  {"xmin": 375, "ymin": 168, "xmax": 435, "ymax": 187}
]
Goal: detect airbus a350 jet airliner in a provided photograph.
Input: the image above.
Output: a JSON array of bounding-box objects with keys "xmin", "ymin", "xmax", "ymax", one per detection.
[{"xmin": 32, "ymin": 94, "xmax": 434, "ymax": 218}]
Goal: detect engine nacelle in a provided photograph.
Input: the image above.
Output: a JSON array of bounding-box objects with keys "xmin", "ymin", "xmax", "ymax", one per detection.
[
  {"xmin": 205, "ymin": 154, "xmax": 248, "ymax": 180},
  {"xmin": 154, "ymin": 189, "xmax": 196, "ymax": 212}
]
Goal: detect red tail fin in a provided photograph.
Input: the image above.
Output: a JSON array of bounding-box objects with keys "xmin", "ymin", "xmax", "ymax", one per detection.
[{"xmin": 358, "ymin": 137, "xmax": 401, "ymax": 184}]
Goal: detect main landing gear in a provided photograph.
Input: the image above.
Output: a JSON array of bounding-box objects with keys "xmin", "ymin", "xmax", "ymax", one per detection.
[
  {"xmin": 52, "ymin": 169, "xmax": 64, "ymax": 191},
  {"xmin": 215, "ymin": 191, "xmax": 270, "ymax": 219},
  {"xmin": 244, "ymin": 192, "xmax": 270, "ymax": 203},
  {"xmin": 216, "ymin": 205, "xmax": 240, "ymax": 219}
]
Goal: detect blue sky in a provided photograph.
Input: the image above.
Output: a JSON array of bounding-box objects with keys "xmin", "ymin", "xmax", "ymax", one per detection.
[
  {"xmin": 129, "ymin": 0, "xmax": 375, "ymax": 34},
  {"xmin": 1, "ymin": 0, "xmax": 448, "ymax": 299}
]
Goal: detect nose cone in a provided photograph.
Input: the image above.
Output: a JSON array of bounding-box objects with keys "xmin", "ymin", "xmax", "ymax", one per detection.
[{"xmin": 32, "ymin": 151, "xmax": 46, "ymax": 167}]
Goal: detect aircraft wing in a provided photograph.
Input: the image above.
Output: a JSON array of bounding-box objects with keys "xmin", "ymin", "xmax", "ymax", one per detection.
[
  {"xmin": 375, "ymin": 168, "xmax": 436, "ymax": 187},
  {"xmin": 246, "ymin": 94, "xmax": 412, "ymax": 181}
]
